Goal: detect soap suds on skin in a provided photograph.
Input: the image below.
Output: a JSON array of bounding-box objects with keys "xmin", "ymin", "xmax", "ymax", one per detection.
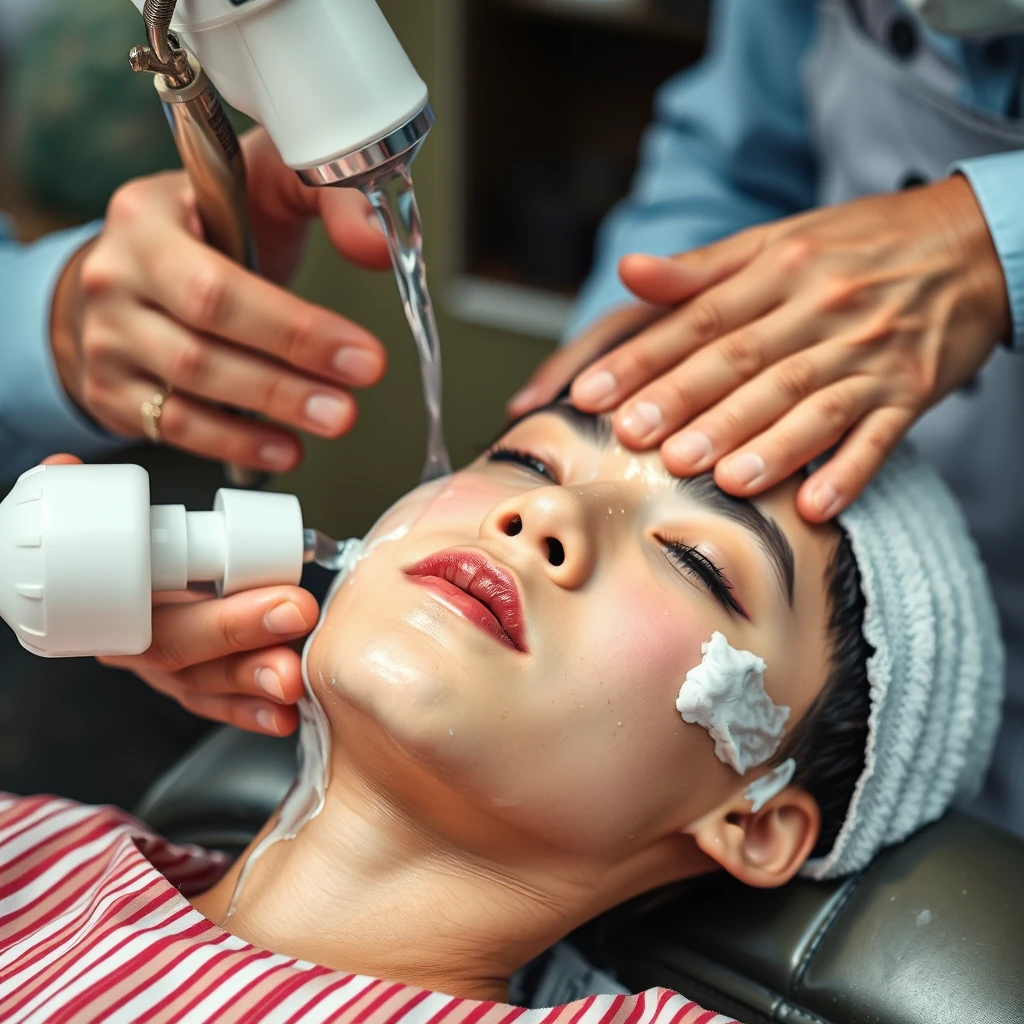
[
  {"xmin": 743, "ymin": 757, "xmax": 796, "ymax": 812},
  {"xmin": 675, "ymin": 631, "xmax": 790, "ymax": 775},
  {"xmin": 222, "ymin": 537, "xmax": 365, "ymax": 920}
]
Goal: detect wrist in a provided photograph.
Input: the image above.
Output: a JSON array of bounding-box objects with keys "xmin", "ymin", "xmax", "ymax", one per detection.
[
  {"xmin": 49, "ymin": 238, "xmax": 95, "ymax": 413},
  {"xmin": 932, "ymin": 174, "xmax": 1012, "ymax": 343}
]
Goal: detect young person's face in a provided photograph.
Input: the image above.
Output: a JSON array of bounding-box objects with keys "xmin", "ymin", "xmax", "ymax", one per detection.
[{"xmin": 307, "ymin": 405, "xmax": 839, "ymax": 859}]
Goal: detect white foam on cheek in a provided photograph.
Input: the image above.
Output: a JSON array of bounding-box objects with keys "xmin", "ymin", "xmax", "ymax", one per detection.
[
  {"xmin": 743, "ymin": 757, "xmax": 797, "ymax": 812},
  {"xmin": 675, "ymin": 631, "xmax": 790, "ymax": 775}
]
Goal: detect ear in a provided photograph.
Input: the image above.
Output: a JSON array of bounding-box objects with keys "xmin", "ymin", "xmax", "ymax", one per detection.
[{"xmin": 685, "ymin": 786, "xmax": 821, "ymax": 888}]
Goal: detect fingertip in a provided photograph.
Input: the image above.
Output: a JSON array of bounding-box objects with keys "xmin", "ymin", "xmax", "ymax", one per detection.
[
  {"xmin": 507, "ymin": 387, "xmax": 538, "ymax": 418},
  {"xmin": 41, "ymin": 453, "xmax": 82, "ymax": 466},
  {"xmin": 618, "ymin": 253, "xmax": 690, "ymax": 302},
  {"xmin": 254, "ymin": 705, "xmax": 298, "ymax": 736},
  {"xmin": 570, "ymin": 369, "xmax": 619, "ymax": 411},
  {"xmin": 799, "ymin": 476, "xmax": 846, "ymax": 522}
]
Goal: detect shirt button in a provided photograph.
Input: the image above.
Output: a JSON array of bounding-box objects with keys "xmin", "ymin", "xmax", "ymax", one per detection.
[
  {"xmin": 888, "ymin": 16, "xmax": 918, "ymax": 60},
  {"xmin": 899, "ymin": 171, "xmax": 929, "ymax": 189}
]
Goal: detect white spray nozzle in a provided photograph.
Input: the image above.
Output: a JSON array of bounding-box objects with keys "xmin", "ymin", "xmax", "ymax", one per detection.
[
  {"xmin": 127, "ymin": 0, "xmax": 430, "ymax": 173},
  {"xmin": 0, "ymin": 464, "xmax": 304, "ymax": 658}
]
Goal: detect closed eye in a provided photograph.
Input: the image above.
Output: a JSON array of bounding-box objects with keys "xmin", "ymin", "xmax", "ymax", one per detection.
[
  {"xmin": 487, "ymin": 445, "xmax": 557, "ymax": 482},
  {"xmin": 659, "ymin": 539, "xmax": 748, "ymax": 619}
]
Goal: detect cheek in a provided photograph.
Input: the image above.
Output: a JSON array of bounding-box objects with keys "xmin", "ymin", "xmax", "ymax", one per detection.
[
  {"xmin": 409, "ymin": 473, "xmax": 518, "ymax": 532},
  {"xmin": 478, "ymin": 587, "xmax": 727, "ymax": 852}
]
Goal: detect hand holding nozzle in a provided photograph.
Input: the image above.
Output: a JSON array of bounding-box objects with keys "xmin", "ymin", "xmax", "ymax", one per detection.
[{"xmin": 0, "ymin": 463, "xmax": 348, "ymax": 659}]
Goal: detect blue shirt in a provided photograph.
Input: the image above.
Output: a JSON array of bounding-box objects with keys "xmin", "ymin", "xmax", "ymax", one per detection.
[
  {"xmin": 0, "ymin": 218, "xmax": 125, "ymax": 480},
  {"xmin": 569, "ymin": 0, "xmax": 1024, "ymax": 351}
]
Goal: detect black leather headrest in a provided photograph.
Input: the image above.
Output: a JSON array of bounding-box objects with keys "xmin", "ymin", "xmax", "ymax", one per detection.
[{"xmin": 137, "ymin": 727, "xmax": 1024, "ymax": 1024}]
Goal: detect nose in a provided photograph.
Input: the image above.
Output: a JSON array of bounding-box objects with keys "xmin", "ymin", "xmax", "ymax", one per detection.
[{"xmin": 482, "ymin": 486, "xmax": 598, "ymax": 589}]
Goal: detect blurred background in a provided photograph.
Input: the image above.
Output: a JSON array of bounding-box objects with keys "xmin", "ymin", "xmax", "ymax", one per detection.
[{"xmin": 0, "ymin": 0, "xmax": 708, "ymax": 807}]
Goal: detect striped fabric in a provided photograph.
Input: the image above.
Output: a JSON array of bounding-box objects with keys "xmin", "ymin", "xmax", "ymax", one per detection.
[{"xmin": 0, "ymin": 795, "xmax": 739, "ymax": 1024}]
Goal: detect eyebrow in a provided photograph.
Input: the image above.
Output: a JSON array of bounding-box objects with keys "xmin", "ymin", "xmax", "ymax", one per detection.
[{"xmin": 506, "ymin": 402, "xmax": 796, "ymax": 605}]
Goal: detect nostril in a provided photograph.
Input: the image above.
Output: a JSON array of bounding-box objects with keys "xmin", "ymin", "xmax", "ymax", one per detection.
[
  {"xmin": 504, "ymin": 515, "xmax": 523, "ymax": 537},
  {"xmin": 546, "ymin": 537, "xmax": 565, "ymax": 567}
]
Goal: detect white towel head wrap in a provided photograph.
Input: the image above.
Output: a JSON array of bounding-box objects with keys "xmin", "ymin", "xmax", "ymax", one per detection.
[{"xmin": 801, "ymin": 444, "xmax": 1004, "ymax": 879}]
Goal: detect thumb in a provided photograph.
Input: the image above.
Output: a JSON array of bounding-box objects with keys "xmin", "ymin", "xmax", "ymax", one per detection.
[
  {"xmin": 41, "ymin": 454, "xmax": 82, "ymax": 466},
  {"xmin": 318, "ymin": 189, "xmax": 393, "ymax": 271},
  {"xmin": 619, "ymin": 229, "xmax": 765, "ymax": 305}
]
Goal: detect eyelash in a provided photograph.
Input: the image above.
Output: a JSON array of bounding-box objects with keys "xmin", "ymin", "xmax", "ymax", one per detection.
[
  {"xmin": 660, "ymin": 540, "xmax": 747, "ymax": 619},
  {"xmin": 488, "ymin": 445, "xmax": 746, "ymax": 619},
  {"xmin": 488, "ymin": 445, "xmax": 556, "ymax": 482}
]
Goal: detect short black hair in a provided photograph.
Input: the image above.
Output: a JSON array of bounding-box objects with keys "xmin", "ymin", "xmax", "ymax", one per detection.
[{"xmin": 772, "ymin": 527, "xmax": 872, "ymax": 859}]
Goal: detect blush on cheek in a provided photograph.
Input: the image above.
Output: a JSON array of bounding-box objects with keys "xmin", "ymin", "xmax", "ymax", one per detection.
[
  {"xmin": 411, "ymin": 474, "xmax": 514, "ymax": 531},
  {"xmin": 584, "ymin": 585, "xmax": 707, "ymax": 719}
]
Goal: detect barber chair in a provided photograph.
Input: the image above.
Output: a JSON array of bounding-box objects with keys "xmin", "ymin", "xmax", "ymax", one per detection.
[{"xmin": 136, "ymin": 727, "xmax": 1024, "ymax": 1024}]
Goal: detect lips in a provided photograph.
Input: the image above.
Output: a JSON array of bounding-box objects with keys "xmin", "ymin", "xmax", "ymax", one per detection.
[{"xmin": 403, "ymin": 550, "xmax": 527, "ymax": 652}]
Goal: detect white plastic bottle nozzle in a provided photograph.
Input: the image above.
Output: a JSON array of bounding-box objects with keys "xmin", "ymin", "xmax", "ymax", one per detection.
[{"xmin": 0, "ymin": 464, "xmax": 304, "ymax": 658}]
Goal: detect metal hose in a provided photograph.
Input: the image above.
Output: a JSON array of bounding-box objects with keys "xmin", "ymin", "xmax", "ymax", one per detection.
[{"xmin": 143, "ymin": 0, "xmax": 178, "ymax": 65}]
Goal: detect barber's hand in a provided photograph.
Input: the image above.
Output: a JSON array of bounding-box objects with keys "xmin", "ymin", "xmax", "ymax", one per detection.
[
  {"xmin": 49, "ymin": 128, "xmax": 393, "ymax": 472},
  {"xmin": 99, "ymin": 587, "xmax": 318, "ymax": 735},
  {"xmin": 39, "ymin": 454, "xmax": 317, "ymax": 733},
  {"xmin": 511, "ymin": 177, "xmax": 1010, "ymax": 521}
]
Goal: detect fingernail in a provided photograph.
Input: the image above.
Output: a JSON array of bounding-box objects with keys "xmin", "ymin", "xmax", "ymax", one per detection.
[
  {"xmin": 366, "ymin": 209, "xmax": 385, "ymax": 235},
  {"xmin": 574, "ymin": 370, "xmax": 617, "ymax": 407},
  {"xmin": 305, "ymin": 394, "xmax": 349, "ymax": 432},
  {"xmin": 812, "ymin": 481, "xmax": 843, "ymax": 518},
  {"xmin": 259, "ymin": 443, "xmax": 297, "ymax": 470},
  {"xmin": 255, "ymin": 708, "xmax": 279, "ymax": 734},
  {"xmin": 723, "ymin": 452, "xmax": 766, "ymax": 487},
  {"xmin": 255, "ymin": 666, "xmax": 285, "ymax": 702},
  {"xmin": 264, "ymin": 601, "xmax": 308, "ymax": 635},
  {"xmin": 666, "ymin": 430, "xmax": 712, "ymax": 467},
  {"xmin": 332, "ymin": 347, "xmax": 380, "ymax": 385},
  {"xmin": 620, "ymin": 401, "xmax": 663, "ymax": 441}
]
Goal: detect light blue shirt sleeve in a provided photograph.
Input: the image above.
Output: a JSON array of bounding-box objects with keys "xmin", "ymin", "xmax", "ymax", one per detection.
[
  {"xmin": 566, "ymin": 0, "xmax": 820, "ymax": 341},
  {"xmin": 0, "ymin": 218, "xmax": 127, "ymax": 479},
  {"xmin": 952, "ymin": 151, "xmax": 1024, "ymax": 352}
]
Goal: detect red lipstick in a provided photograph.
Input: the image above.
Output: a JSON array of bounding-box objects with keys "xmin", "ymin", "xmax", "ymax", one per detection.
[{"xmin": 404, "ymin": 550, "xmax": 527, "ymax": 652}]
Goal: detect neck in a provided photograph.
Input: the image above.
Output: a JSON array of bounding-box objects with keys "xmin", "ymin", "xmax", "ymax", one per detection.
[{"xmin": 192, "ymin": 728, "xmax": 706, "ymax": 1001}]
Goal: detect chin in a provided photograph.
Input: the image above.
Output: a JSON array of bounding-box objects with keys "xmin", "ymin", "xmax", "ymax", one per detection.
[{"xmin": 309, "ymin": 621, "xmax": 474, "ymax": 762}]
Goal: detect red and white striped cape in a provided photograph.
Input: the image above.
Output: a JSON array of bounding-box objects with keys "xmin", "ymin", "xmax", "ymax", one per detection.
[{"xmin": 0, "ymin": 794, "xmax": 739, "ymax": 1024}]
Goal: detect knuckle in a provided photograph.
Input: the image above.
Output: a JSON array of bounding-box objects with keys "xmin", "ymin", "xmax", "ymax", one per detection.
[
  {"xmin": 685, "ymin": 301, "xmax": 724, "ymax": 346},
  {"xmin": 146, "ymin": 638, "xmax": 188, "ymax": 673},
  {"xmin": 169, "ymin": 337, "xmax": 208, "ymax": 388},
  {"xmin": 775, "ymin": 235, "xmax": 818, "ymax": 273},
  {"xmin": 79, "ymin": 249, "xmax": 119, "ymax": 299},
  {"xmin": 216, "ymin": 608, "xmax": 250, "ymax": 655},
  {"xmin": 657, "ymin": 371, "xmax": 696, "ymax": 417},
  {"xmin": 773, "ymin": 357, "xmax": 817, "ymax": 403},
  {"xmin": 279, "ymin": 314, "xmax": 318, "ymax": 367},
  {"xmin": 719, "ymin": 330, "xmax": 765, "ymax": 380},
  {"xmin": 105, "ymin": 181, "xmax": 147, "ymax": 226},
  {"xmin": 250, "ymin": 369, "xmax": 289, "ymax": 420},
  {"xmin": 154, "ymin": 396, "xmax": 186, "ymax": 443},
  {"xmin": 183, "ymin": 266, "xmax": 229, "ymax": 328},
  {"xmin": 709, "ymin": 404, "xmax": 747, "ymax": 443},
  {"xmin": 819, "ymin": 275, "xmax": 859, "ymax": 312},
  {"xmin": 814, "ymin": 389, "xmax": 854, "ymax": 430},
  {"xmin": 618, "ymin": 342, "xmax": 662, "ymax": 385},
  {"xmin": 176, "ymin": 691, "xmax": 206, "ymax": 717},
  {"xmin": 79, "ymin": 379, "xmax": 121, "ymax": 431},
  {"xmin": 860, "ymin": 425, "xmax": 895, "ymax": 460}
]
